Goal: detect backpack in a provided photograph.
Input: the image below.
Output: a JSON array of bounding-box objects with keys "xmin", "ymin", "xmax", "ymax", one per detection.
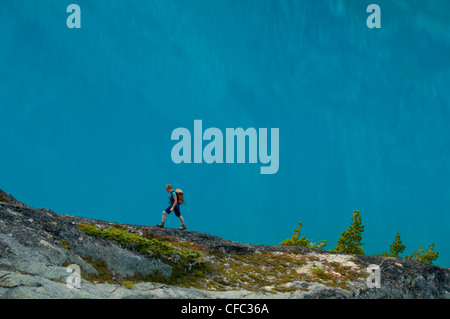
[{"xmin": 174, "ymin": 189, "xmax": 184, "ymax": 205}]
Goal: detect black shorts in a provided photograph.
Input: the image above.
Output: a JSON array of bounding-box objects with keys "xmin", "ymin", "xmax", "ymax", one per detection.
[{"xmin": 165, "ymin": 204, "xmax": 181, "ymax": 217}]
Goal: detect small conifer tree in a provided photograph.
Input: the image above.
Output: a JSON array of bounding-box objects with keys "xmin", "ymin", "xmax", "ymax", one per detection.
[
  {"xmin": 280, "ymin": 222, "xmax": 309, "ymax": 247},
  {"xmin": 279, "ymin": 221, "xmax": 328, "ymax": 249},
  {"xmin": 389, "ymin": 232, "xmax": 406, "ymax": 258},
  {"xmin": 406, "ymin": 243, "xmax": 439, "ymax": 265},
  {"xmin": 372, "ymin": 233, "xmax": 439, "ymax": 264},
  {"xmin": 334, "ymin": 210, "xmax": 365, "ymax": 255},
  {"xmin": 375, "ymin": 232, "xmax": 406, "ymax": 257}
]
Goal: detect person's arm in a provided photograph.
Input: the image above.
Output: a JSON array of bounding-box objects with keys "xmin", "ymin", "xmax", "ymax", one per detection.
[{"xmin": 170, "ymin": 193, "xmax": 177, "ymax": 211}]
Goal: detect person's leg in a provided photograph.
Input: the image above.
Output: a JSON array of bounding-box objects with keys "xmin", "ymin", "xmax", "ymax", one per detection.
[
  {"xmin": 157, "ymin": 209, "xmax": 169, "ymax": 227},
  {"xmin": 174, "ymin": 205, "xmax": 185, "ymax": 229},
  {"xmin": 178, "ymin": 216, "xmax": 186, "ymax": 230}
]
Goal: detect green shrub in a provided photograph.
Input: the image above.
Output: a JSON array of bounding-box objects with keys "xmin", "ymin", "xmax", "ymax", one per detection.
[
  {"xmin": 311, "ymin": 267, "xmax": 334, "ymax": 280},
  {"xmin": 406, "ymin": 243, "xmax": 439, "ymax": 265},
  {"xmin": 372, "ymin": 232, "xmax": 439, "ymax": 265},
  {"xmin": 281, "ymin": 212, "xmax": 439, "ymax": 265},
  {"xmin": 280, "ymin": 221, "xmax": 327, "ymax": 249},
  {"xmin": 373, "ymin": 232, "xmax": 406, "ymax": 257},
  {"xmin": 334, "ymin": 210, "xmax": 365, "ymax": 255},
  {"xmin": 388, "ymin": 232, "xmax": 406, "ymax": 258},
  {"xmin": 121, "ymin": 281, "xmax": 134, "ymax": 289}
]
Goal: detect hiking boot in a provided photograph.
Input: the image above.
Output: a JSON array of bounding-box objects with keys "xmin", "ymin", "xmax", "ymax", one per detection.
[
  {"xmin": 156, "ymin": 223, "xmax": 164, "ymax": 228},
  {"xmin": 179, "ymin": 224, "xmax": 186, "ymax": 230}
]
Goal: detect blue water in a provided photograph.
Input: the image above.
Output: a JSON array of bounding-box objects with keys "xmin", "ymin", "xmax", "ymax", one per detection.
[{"xmin": 1, "ymin": 0, "xmax": 449, "ymax": 267}]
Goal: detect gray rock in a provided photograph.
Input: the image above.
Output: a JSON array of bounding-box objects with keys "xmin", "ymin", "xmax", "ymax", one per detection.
[{"xmin": 1, "ymin": 190, "xmax": 449, "ymax": 299}]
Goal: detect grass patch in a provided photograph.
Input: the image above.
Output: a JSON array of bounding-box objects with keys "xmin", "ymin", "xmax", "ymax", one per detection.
[
  {"xmin": 77, "ymin": 224, "xmax": 212, "ymax": 288},
  {"xmin": 60, "ymin": 239, "xmax": 72, "ymax": 249},
  {"xmin": 78, "ymin": 224, "xmax": 202, "ymax": 264}
]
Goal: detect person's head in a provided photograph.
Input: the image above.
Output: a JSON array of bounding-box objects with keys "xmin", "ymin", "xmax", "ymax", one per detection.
[{"xmin": 165, "ymin": 184, "xmax": 173, "ymax": 193}]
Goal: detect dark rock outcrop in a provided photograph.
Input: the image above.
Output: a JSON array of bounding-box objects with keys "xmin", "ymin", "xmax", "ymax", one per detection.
[{"xmin": 0, "ymin": 189, "xmax": 448, "ymax": 299}]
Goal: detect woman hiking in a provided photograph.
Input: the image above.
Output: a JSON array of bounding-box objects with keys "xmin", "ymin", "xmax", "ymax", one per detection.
[{"xmin": 156, "ymin": 184, "xmax": 186, "ymax": 230}]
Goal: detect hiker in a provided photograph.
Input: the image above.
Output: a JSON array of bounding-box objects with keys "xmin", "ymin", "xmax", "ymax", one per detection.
[{"xmin": 156, "ymin": 184, "xmax": 186, "ymax": 230}]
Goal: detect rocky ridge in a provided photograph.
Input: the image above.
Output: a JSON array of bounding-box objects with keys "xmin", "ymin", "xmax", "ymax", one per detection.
[{"xmin": 0, "ymin": 189, "xmax": 448, "ymax": 299}]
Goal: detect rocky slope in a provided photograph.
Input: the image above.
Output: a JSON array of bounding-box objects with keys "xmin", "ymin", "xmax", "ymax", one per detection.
[{"xmin": 0, "ymin": 189, "xmax": 448, "ymax": 299}]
